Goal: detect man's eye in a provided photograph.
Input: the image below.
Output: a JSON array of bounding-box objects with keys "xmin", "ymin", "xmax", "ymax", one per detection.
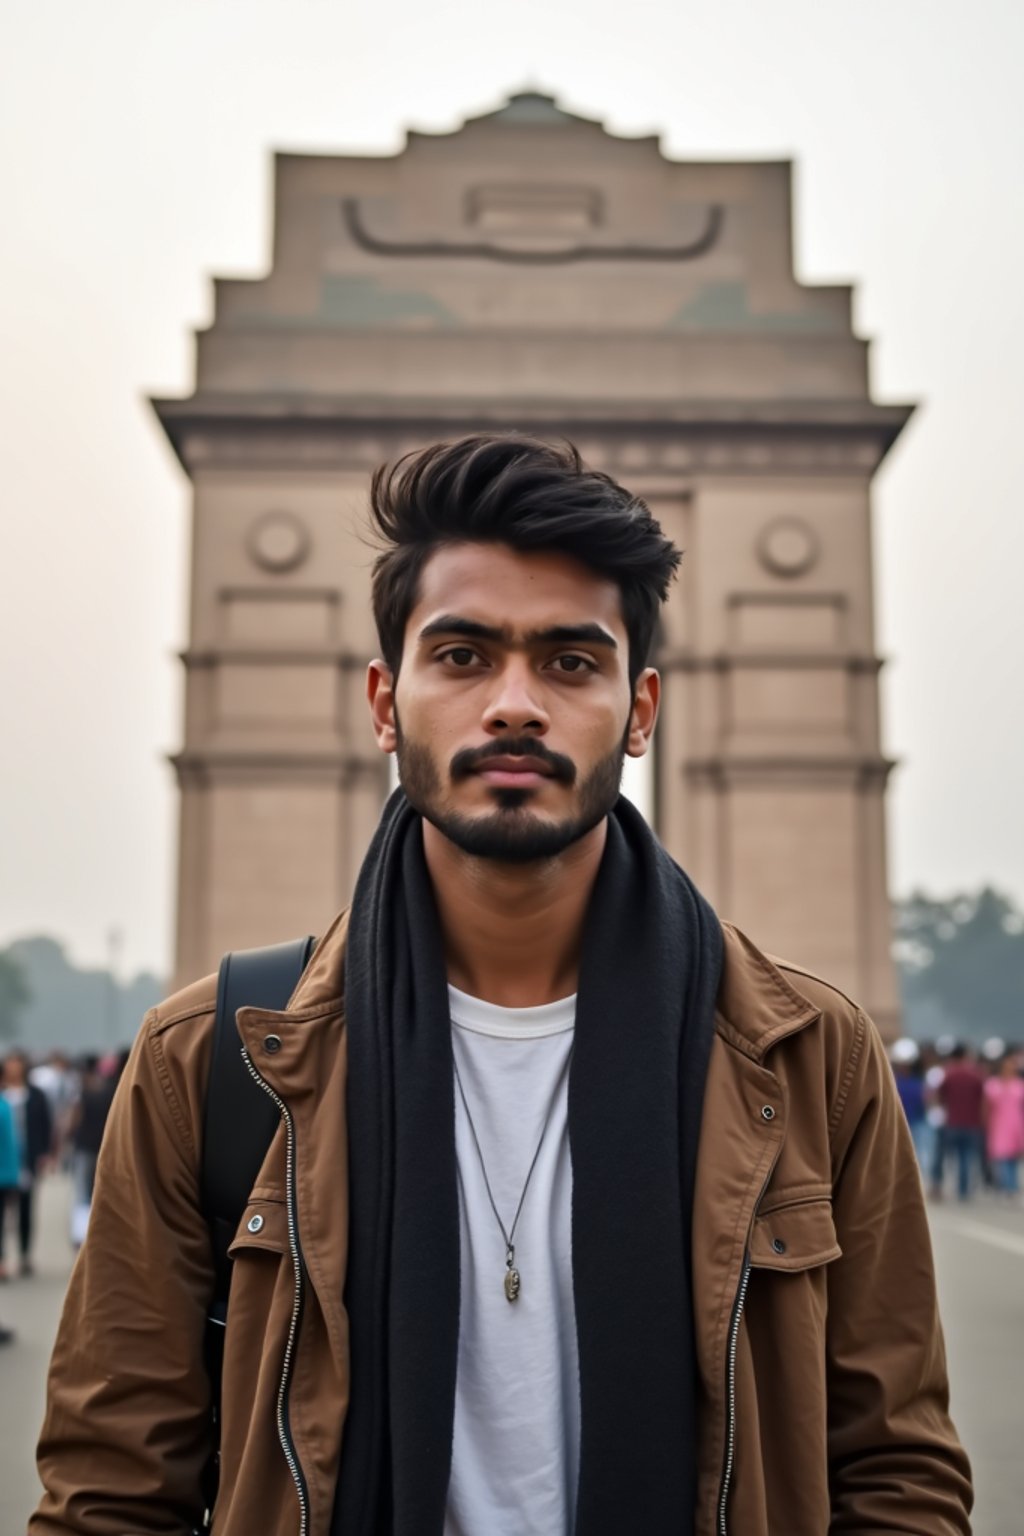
[
  {"xmin": 551, "ymin": 655, "xmax": 594, "ymax": 674},
  {"xmin": 442, "ymin": 647, "xmax": 480, "ymax": 667}
]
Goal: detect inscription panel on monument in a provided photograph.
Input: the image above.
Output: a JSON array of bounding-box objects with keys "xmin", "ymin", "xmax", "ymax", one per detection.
[
  {"xmin": 729, "ymin": 595, "xmax": 846, "ymax": 650},
  {"xmin": 219, "ymin": 588, "xmax": 341, "ymax": 647}
]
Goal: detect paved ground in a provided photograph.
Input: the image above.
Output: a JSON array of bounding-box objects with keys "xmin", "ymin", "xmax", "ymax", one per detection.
[{"xmin": 2, "ymin": 1176, "xmax": 1020, "ymax": 1532}]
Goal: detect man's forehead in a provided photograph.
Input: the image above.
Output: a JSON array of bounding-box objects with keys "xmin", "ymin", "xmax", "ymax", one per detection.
[{"xmin": 412, "ymin": 541, "xmax": 625, "ymax": 630}]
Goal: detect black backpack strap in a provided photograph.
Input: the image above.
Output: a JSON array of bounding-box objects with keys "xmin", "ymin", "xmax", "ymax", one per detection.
[
  {"xmin": 202, "ymin": 936, "xmax": 317, "ymax": 1320},
  {"xmin": 196, "ymin": 935, "xmax": 315, "ymax": 1530}
]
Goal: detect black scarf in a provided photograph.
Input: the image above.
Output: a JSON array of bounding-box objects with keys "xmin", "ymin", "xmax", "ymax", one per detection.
[{"xmin": 333, "ymin": 790, "xmax": 723, "ymax": 1536}]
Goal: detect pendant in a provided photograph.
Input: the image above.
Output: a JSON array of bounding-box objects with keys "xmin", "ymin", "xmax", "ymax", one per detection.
[{"xmin": 504, "ymin": 1246, "xmax": 521, "ymax": 1303}]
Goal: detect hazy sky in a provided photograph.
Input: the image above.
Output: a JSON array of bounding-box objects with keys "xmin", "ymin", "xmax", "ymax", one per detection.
[{"xmin": 1, "ymin": 0, "xmax": 1022, "ymax": 979}]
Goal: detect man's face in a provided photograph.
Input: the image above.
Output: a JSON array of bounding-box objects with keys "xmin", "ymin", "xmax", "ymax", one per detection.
[
  {"xmin": 367, "ymin": 542, "xmax": 658, "ymax": 862},
  {"xmin": 3, "ymin": 1054, "xmax": 26, "ymax": 1088}
]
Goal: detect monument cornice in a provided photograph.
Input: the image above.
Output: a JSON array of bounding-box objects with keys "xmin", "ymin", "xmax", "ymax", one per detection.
[
  {"xmin": 170, "ymin": 748, "xmax": 385, "ymax": 786},
  {"xmin": 151, "ymin": 394, "xmax": 913, "ymax": 477},
  {"xmin": 684, "ymin": 753, "xmax": 898, "ymax": 788},
  {"xmin": 657, "ymin": 650, "xmax": 886, "ymax": 675},
  {"xmin": 179, "ymin": 646, "xmax": 360, "ymax": 667}
]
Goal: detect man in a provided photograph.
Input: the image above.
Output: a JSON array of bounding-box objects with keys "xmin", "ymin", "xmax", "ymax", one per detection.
[
  {"xmin": 32, "ymin": 435, "xmax": 972, "ymax": 1535},
  {"xmin": 932, "ymin": 1043, "xmax": 986, "ymax": 1201}
]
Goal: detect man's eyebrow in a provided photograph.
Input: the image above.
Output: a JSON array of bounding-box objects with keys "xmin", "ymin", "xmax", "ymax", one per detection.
[
  {"xmin": 418, "ymin": 616, "xmax": 510, "ymax": 644},
  {"xmin": 525, "ymin": 623, "xmax": 618, "ymax": 649},
  {"xmin": 417, "ymin": 616, "xmax": 618, "ymax": 650}
]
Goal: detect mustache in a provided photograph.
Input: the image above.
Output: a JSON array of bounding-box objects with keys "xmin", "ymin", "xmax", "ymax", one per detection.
[{"xmin": 449, "ymin": 738, "xmax": 577, "ymax": 785}]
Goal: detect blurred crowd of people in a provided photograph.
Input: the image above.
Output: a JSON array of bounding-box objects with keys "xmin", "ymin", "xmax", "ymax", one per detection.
[
  {"xmin": 2, "ymin": 1032, "xmax": 1021, "ymax": 1349},
  {"xmin": 889, "ymin": 1036, "xmax": 1024, "ymax": 1203},
  {"xmin": 0, "ymin": 1046, "xmax": 128, "ymax": 1346}
]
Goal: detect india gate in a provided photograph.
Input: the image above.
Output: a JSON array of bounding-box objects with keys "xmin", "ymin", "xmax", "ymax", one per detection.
[{"xmin": 153, "ymin": 92, "xmax": 910, "ymax": 1034}]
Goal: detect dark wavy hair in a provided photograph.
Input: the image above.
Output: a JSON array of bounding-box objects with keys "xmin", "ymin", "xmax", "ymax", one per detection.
[{"xmin": 368, "ymin": 433, "xmax": 682, "ymax": 689}]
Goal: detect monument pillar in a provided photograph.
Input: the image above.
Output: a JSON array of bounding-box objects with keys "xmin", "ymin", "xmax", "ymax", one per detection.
[
  {"xmin": 162, "ymin": 465, "xmax": 389, "ymax": 987},
  {"xmin": 650, "ymin": 467, "xmax": 901, "ymax": 1032}
]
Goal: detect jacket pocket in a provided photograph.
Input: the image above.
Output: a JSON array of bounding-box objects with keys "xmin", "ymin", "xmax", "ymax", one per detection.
[
  {"xmin": 750, "ymin": 1197, "xmax": 842, "ymax": 1272},
  {"xmin": 227, "ymin": 1197, "xmax": 288, "ymax": 1259}
]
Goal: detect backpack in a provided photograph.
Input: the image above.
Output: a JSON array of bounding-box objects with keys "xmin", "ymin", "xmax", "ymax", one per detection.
[{"xmin": 198, "ymin": 935, "xmax": 316, "ymax": 1526}]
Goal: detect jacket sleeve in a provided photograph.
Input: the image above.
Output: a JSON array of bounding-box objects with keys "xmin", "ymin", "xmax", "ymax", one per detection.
[
  {"xmin": 825, "ymin": 1009, "xmax": 973, "ymax": 1533},
  {"xmin": 30, "ymin": 1010, "xmax": 213, "ymax": 1535}
]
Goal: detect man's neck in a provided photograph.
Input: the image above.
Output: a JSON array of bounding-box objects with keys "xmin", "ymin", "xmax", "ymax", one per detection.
[{"xmin": 421, "ymin": 818, "xmax": 608, "ymax": 1008}]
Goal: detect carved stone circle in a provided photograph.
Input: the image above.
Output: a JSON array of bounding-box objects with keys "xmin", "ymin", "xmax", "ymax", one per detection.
[
  {"xmin": 756, "ymin": 517, "xmax": 819, "ymax": 578},
  {"xmin": 246, "ymin": 510, "xmax": 312, "ymax": 574}
]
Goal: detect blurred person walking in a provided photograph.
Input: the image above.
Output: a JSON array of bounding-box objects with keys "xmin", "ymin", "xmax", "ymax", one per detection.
[
  {"xmin": 67, "ymin": 1056, "xmax": 118, "ymax": 1247},
  {"xmin": 890, "ymin": 1042, "xmax": 932, "ymax": 1175},
  {"xmin": 30, "ymin": 1052, "xmax": 78, "ymax": 1170},
  {"xmin": 0, "ymin": 1048, "xmax": 53, "ymax": 1277},
  {"xmin": 927, "ymin": 1044, "xmax": 951, "ymax": 1198},
  {"xmin": 0, "ymin": 1088, "xmax": 19, "ymax": 1339},
  {"xmin": 982, "ymin": 1050, "xmax": 1024, "ymax": 1198},
  {"xmin": 933, "ymin": 1045, "xmax": 985, "ymax": 1201}
]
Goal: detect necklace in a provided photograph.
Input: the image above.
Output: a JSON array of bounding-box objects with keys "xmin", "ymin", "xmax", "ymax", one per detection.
[{"xmin": 452, "ymin": 1048, "xmax": 572, "ymax": 1303}]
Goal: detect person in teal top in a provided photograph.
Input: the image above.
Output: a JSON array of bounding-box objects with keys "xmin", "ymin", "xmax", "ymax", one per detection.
[
  {"xmin": 0, "ymin": 1094, "xmax": 17, "ymax": 1340},
  {"xmin": 0, "ymin": 1093, "xmax": 19, "ymax": 1192}
]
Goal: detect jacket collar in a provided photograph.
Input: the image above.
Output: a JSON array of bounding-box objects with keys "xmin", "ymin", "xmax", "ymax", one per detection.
[
  {"xmin": 715, "ymin": 922, "xmax": 821, "ymax": 1061},
  {"xmin": 285, "ymin": 907, "xmax": 350, "ymax": 1013}
]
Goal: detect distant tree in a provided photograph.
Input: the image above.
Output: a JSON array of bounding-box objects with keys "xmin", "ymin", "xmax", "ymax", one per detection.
[
  {"xmin": 893, "ymin": 886, "xmax": 1024, "ymax": 1043},
  {"xmin": 0, "ymin": 950, "xmax": 30, "ymax": 1041},
  {"xmin": 0, "ymin": 935, "xmax": 164, "ymax": 1054}
]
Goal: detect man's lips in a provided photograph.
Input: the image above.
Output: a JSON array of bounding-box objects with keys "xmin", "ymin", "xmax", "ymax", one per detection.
[{"xmin": 472, "ymin": 756, "xmax": 555, "ymax": 788}]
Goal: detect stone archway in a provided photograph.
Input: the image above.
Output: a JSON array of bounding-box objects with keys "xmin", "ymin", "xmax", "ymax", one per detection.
[{"xmin": 154, "ymin": 92, "xmax": 907, "ymax": 1033}]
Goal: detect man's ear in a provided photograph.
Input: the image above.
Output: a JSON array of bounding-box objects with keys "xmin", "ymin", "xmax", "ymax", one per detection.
[
  {"xmin": 626, "ymin": 668, "xmax": 660, "ymax": 758},
  {"xmin": 367, "ymin": 660, "xmax": 397, "ymax": 753}
]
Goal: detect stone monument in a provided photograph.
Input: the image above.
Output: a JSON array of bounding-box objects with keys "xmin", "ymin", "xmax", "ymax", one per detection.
[{"xmin": 154, "ymin": 92, "xmax": 910, "ymax": 1033}]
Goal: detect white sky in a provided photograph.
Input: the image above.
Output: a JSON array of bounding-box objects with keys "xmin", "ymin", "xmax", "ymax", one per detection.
[{"xmin": 1, "ymin": 0, "xmax": 1022, "ymax": 978}]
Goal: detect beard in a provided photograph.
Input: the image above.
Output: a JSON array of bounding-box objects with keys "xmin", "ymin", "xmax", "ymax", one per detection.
[{"xmin": 394, "ymin": 721, "xmax": 628, "ymax": 864}]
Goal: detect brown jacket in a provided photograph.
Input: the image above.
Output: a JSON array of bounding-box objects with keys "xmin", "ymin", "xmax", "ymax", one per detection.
[{"xmin": 31, "ymin": 912, "xmax": 972, "ymax": 1536}]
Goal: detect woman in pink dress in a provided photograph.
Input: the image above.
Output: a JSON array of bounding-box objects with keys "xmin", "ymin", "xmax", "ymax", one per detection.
[{"xmin": 983, "ymin": 1052, "xmax": 1024, "ymax": 1196}]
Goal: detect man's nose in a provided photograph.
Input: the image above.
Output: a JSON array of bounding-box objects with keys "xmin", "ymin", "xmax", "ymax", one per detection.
[{"xmin": 481, "ymin": 660, "xmax": 549, "ymax": 735}]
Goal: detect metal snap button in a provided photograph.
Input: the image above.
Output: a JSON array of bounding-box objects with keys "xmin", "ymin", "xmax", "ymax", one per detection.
[
  {"xmin": 247, "ymin": 1214, "xmax": 265, "ymax": 1234},
  {"xmin": 771, "ymin": 1237, "xmax": 787, "ymax": 1255},
  {"xmin": 760, "ymin": 1104, "xmax": 776, "ymax": 1122},
  {"xmin": 263, "ymin": 1034, "xmax": 283, "ymax": 1054}
]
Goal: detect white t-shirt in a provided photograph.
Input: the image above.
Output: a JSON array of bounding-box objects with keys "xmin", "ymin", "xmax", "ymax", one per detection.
[{"xmin": 444, "ymin": 985, "xmax": 579, "ymax": 1536}]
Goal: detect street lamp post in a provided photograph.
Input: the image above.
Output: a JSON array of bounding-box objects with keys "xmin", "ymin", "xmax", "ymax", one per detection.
[{"xmin": 105, "ymin": 927, "xmax": 123, "ymax": 1051}]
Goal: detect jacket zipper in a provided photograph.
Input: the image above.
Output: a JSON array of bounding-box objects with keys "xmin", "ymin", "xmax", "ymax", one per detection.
[
  {"xmin": 242, "ymin": 1049, "xmax": 311, "ymax": 1536},
  {"xmin": 716, "ymin": 1149, "xmax": 783, "ymax": 1536},
  {"xmin": 717, "ymin": 1254, "xmax": 752, "ymax": 1536}
]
